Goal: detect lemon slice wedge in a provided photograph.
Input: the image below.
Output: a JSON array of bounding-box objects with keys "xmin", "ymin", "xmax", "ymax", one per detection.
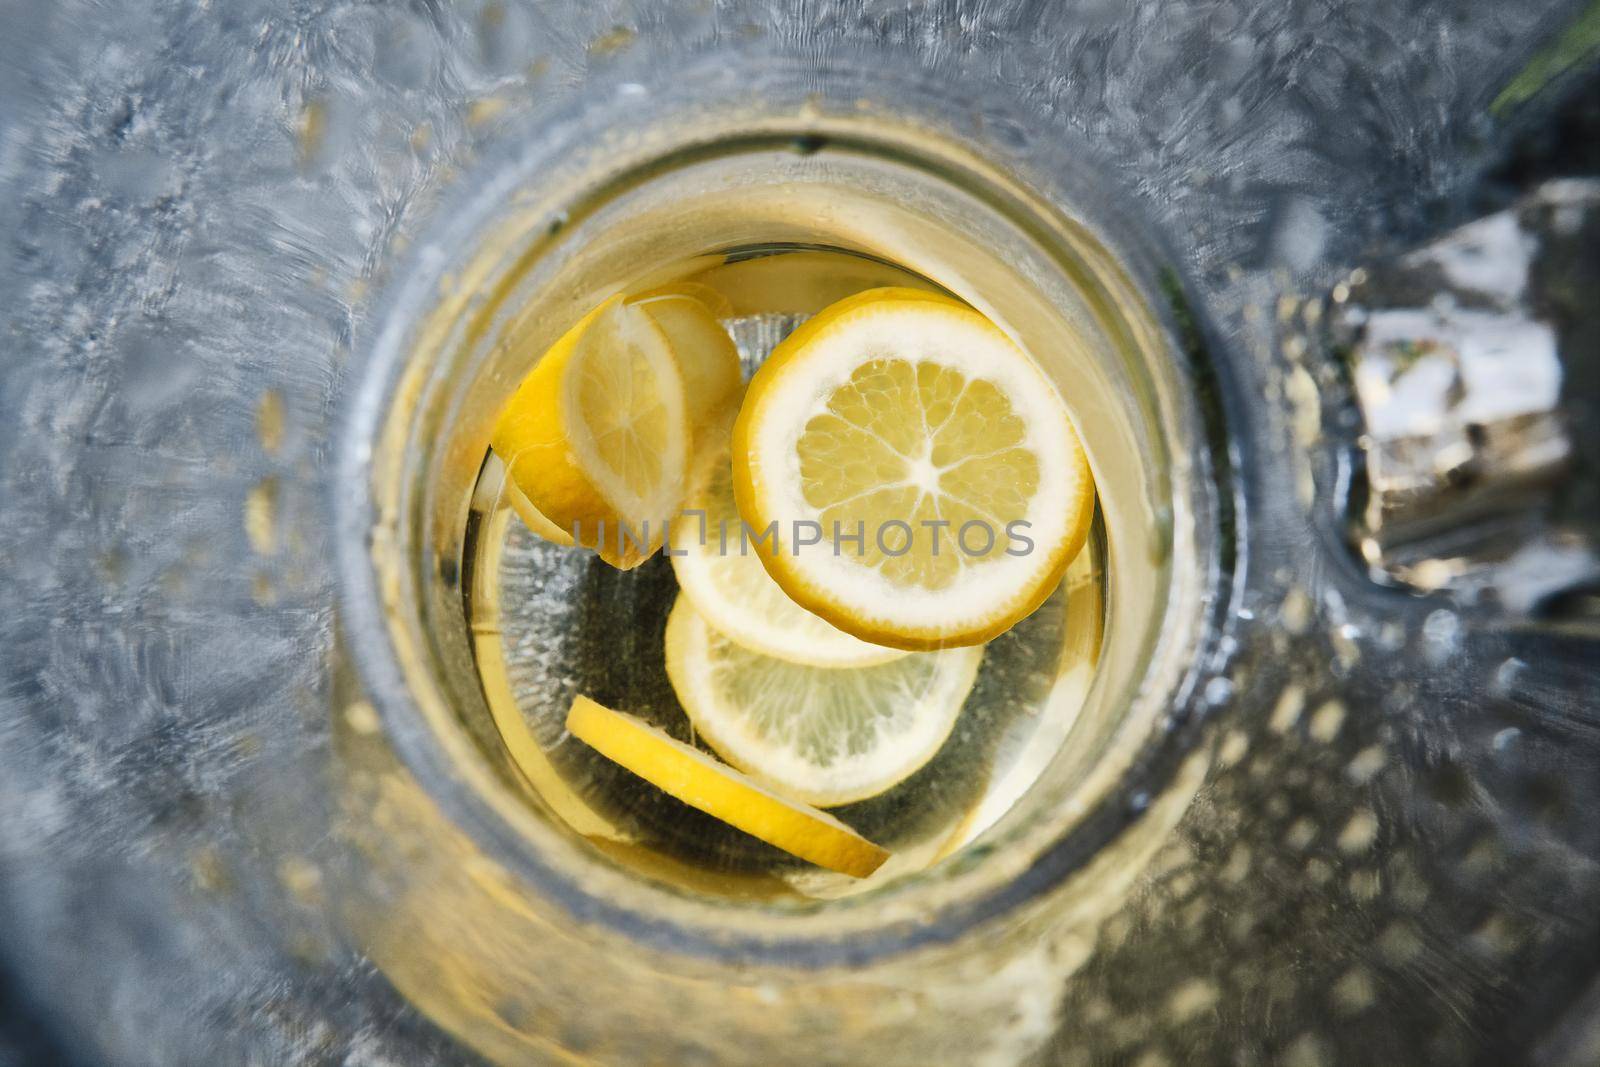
[
  {"xmin": 633, "ymin": 291, "xmax": 741, "ymax": 432},
  {"xmin": 492, "ymin": 290, "xmax": 741, "ymax": 563},
  {"xmin": 473, "ymin": 450, "xmax": 576, "ymax": 547},
  {"xmin": 733, "ymin": 287, "xmax": 1095, "ymax": 649},
  {"xmin": 670, "ymin": 406, "xmax": 907, "ymax": 669},
  {"xmin": 503, "ymin": 480, "xmax": 577, "ymax": 547},
  {"xmin": 564, "ymin": 696, "xmax": 890, "ymax": 878},
  {"xmin": 492, "ymin": 294, "xmax": 689, "ymax": 568},
  {"xmin": 664, "ymin": 595, "xmax": 982, "ymax": 806},
  {"xmin": 635, "ymin": 279, "xmax": 735, "ymax": 320}
]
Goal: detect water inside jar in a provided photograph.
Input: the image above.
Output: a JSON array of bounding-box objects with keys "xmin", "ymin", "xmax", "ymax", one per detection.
[{"xmin": 461, "ymin": 244, "xmax": 1108, "ymax": 900}]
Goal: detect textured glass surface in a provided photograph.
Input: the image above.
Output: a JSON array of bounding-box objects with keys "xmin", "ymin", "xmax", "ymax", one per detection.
[{"xmin": 1, "ymin": 1, "xmax": 1597, "ymax": 1064}]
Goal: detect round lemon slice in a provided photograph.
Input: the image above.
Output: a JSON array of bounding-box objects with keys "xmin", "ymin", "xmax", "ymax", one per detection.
[
  {"xmin": 733, "ymin": 288, "xmax": 1095, "ymax": 649},
  {"xmin": 670, "ymin": 406, "xmax": 907, "ymax": 669},
  {"xmin": 663, "ymin": 595, "xmax": 983, "ymax": 806},
  {"xmin": 492, "ymin": 295, "xmax": 688, "ymax": 569},
  {"xmin": 564, "ymin": 695, "xmax": 889, "ymax": 878}
]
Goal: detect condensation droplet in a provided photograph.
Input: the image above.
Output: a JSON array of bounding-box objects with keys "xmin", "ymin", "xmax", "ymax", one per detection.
[
  {"xmin": 1269, "ymin": 685, "xmax": 1306, "ymax": 734},
  {"xmin": 344, "ymin": 700, "xmax": 382, "ymax": 736},
  {"xmin": 1280, "ymin": 588, "xmax": 1312, "ymax": 634},
  {"xmin": 245, "ymin": 477, "xmax": 279, "ymax": 556},
  {"xmin": 1308, "ymin": 699, "xmax": 1347, "ymax": 743},
  {"xmin": 296, "ymin": 100, "xmax": 326, "ymax": 169},
  {"xmin": 1337, "ymin": 809, "xmax": 1379, "ymax": 853},
  {"xmin": 1345, "ymin": 744, "xmax": 1386, "ymax": 785},
  {"xmin": 1166, "ymin": 979, "xmax": 1219, "ymax": 1022},
  {"xmin": 1348, "ymin": 868, "xmax": 1382, "ymax": 900},
  {"xmin": 467, "ymin": 95, "xmax": 511, "ymax": 126},
  {"xmin": 191, "ymin": 847, "xmax": 228, "ymax": 894},
  {"xmin": 1331, "ymin": 967, "xmax": 1376, "ymax": 1014},
  {"xmin": 278, "ymin": 856, "xmax": 323, "ymax": 904},
  {"xmin": 1222, "ymin": 844, "xmax": 1252, "ymax": 883},
  {"xmin": 588, "ymin": 25, "xmax": 636, "ymax": 56},
  {"xmin": 1285, "ymin": 364, "xmax": 1322, "ymax": 448},
  {"xmin": 1285, "ymin": 818, "xmax": 1317, "ymax": 850},
  {"xmin": 257, "ymin": 390, "xmax": 286, "ymax": 455}
]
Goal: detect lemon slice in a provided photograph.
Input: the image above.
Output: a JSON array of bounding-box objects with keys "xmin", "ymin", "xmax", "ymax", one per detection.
[
  {"xmin": 635, "ymin": 279, "xmax": 735, "ymax": 320},
  {"xmin": 632, "ymin": 292, "xmax": 741, "ymax": 431},
  {"xmin": 503, "ymin": 480, "xmax": 576, "ymax": 547},
  {"xmin": 670, "ymin": 407, "xmax": 907, "ymax": 669},
  {"xmin": 565, "ymin": 695, "xmax": 889, "ymax": 877},
  {"xmin": 733, "ymin": 287, "xmax": 1095, "ymax": 649},
  {"xmin": 492, "ymin": 295, "xmax": 688, "ymax": 568},
  {"xmin": 473, "ymin": 451, "xmax": 576, "ymax": 547},
  {"xmin": 664, "ymin": 595, "xmax": 982, "ymax": 806}
]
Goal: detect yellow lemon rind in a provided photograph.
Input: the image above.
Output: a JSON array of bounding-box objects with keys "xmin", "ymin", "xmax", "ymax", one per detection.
[
  {"xmin": 732, "ymin": 289, "xmax": 1094, "ymax": 650},
  {"xmin": 565, "ymin": 696, "xmax": 890, "ymax": 878}
]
